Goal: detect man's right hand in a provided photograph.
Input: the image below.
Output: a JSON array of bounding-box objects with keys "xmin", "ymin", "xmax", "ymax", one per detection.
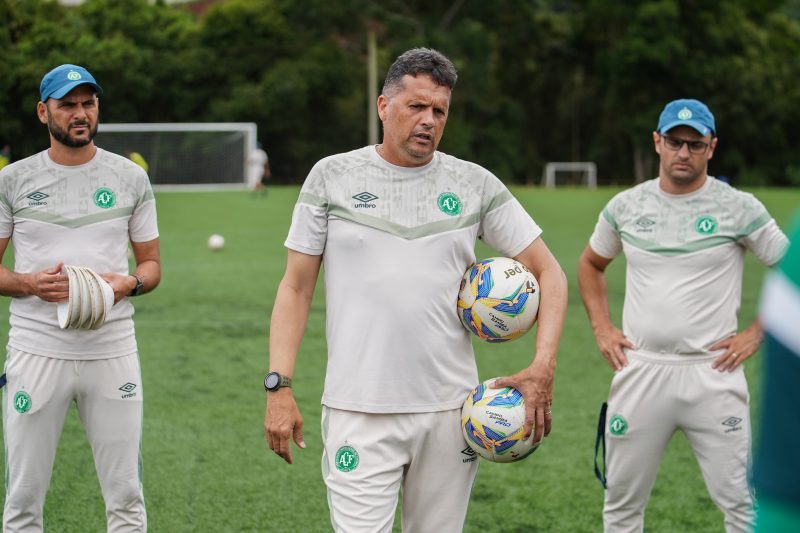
[
  {"xmin": 30, "ymin": 262, "xmax": 68, "ymax": 302},
  {"xmin": 593, "ymin": 324, "xmax": 635, "ymax": 371},
  {"xmin": 264, "ymin": 389, "xmax": 306, "ymax": 464}
]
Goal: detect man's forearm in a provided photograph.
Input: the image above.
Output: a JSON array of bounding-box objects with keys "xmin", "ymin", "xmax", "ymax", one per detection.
[
  {"xmin": 533, "ymin": 266, "xmax": 568, "ymax": 365},
  {"xmin": 578, "ymin": 261, "xmax": 615, "ymax": 334},
  {"xmin": 268, "ymin": 282, "xmax": 315, "ymax": 376},
  {"xmin": 0, "ymin": 266, "xmax": 34, "ymax": 298}
]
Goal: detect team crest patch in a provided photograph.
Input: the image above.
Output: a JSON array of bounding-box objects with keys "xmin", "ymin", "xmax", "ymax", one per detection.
[
  {"xmin": 609, "ymin": 414, "xmax": 628, "ymax": 436},
  {"xmin": 677, "ymin": 107, "xmax": 692, "ymax": 120},
  {"xmin": 93, "ymin": 187, "xmax": 116, "ymax": 209},
  {"xmin": 335, "ymin": 445, "xmax": 359, "ymax": 472},
  {"xmin": 14, "ymin": 391, "xmax": 31, "ymax": 414},
  {"xmin": 695, "ymin": 215, "xmax": 717, "ymax": 235},
  {"xmin": 437, "ymin": 192, "xmax": 462, "ymax": 216}
]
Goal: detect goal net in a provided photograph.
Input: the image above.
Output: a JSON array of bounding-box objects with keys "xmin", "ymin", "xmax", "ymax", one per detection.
[
  {"xmin": 542, "ymin": 162, "xmax": 597, "ymax": 188},
  {"xmin": 95, "ymin": 123, "xmax": 257, "ymax": 189}
]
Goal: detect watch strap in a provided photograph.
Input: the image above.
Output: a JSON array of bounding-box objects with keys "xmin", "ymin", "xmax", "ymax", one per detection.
[
  {"xmin": 264, "ymin": 372, "xmax": 292, "ymax": 391},
  {"xmin": 129, "ymin": 274, "xmax": 144, "ymax": 297}
]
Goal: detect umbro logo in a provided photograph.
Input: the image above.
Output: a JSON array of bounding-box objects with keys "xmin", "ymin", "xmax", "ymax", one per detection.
[
  {"xmin": 353, "ymin": 192, "xmax": 378, "ymax": 203},
  {"xmin": 352, "ymin": 191, "xmax": 378, "ymax": 208},
  {"xmin": 26, "ymin": 191, "xmax": 48, "ymax": 201},
  {"xmin": 635, "ymin": 216, "xmax": 655, "ymax": 231},
  {"xmin": 119, "ymin": 382, "xmax": 137, "ymax": 398},
  {"xmin": 722, "ymin": 416, "xmax": 742, "ymax": 433},
  {"xmin": 26, "ymin": 191, "xmax": 49, "ymax": 206},
  {"xmin": 461, "ymin": 446, "xmax": 477, "ymax": 463}
]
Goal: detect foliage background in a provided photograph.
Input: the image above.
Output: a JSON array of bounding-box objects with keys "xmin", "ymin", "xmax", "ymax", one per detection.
[{"xmin": 1, "ymin": 0, "xmax": 800, "ymax": 186}]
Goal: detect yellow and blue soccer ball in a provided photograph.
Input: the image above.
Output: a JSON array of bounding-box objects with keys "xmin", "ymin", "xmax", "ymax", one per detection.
[
  {"xmin": 461, "ymin": 379, "xmax": 539, "ymax": 463},
  {"xmin": 457, "ymin": 257, "xmax": 539, "ymax": 342}
]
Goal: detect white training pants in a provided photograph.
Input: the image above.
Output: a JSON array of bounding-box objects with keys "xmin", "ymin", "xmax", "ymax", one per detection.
[
  {"xmin": 603, "ymin": 351, "xmax": 754, "ymax": 533},
  {"xmin": 2, "ymin": 348, "xmax": 146, "ymax": 533},
  {"xmin": 321, "ymin": 407, "xmax": 479, "ymax": 533}
]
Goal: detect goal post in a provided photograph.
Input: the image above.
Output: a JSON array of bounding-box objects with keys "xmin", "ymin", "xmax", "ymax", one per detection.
[
  {"xmin": 542, "ymin": 162, "xmax": 597, "ymax": 189},
  {"xmin": 95, "ymin": 123, "xmax": 257, "ymax": 189}
]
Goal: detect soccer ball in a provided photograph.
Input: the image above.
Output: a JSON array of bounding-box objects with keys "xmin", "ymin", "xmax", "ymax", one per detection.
[
  {"xmin": 457, "ymin": 257, "xmax": 539, "ymax": 342},
  {"xmin": 461, "ymin": 379, "xmax": 539, "ymax": 463},
  {"xmin": 207, "ymin": 234, "xmax": 225, "ymax": 251}
]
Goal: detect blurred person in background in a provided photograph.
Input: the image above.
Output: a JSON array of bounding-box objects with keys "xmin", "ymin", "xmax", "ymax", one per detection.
[
  {"xmin": 248, "ymin": 142, "xmax": 270, "ymax": 194},
  {"xmin": 0, "ymin": 145, "xmax": 10, "ymax": 170},
  {"xmin": 127, "ymin": 150, "xmax": 149, "ymax": 173}
]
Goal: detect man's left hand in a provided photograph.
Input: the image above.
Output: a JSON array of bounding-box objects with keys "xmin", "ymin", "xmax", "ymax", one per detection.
[
  {"xmin": 710, "ymin": 322, "xmax": 763, "ymax": 372},
  {"xmin": 493, "ymin": 358, "xmax": 554, "ymax": 446},
  {"xmin": 101, "ymin": 272, "xmax": 136, "ymax": 303}
]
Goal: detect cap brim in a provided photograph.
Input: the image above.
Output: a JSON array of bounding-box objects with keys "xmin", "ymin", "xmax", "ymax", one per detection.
[
  {"xmin": 45, "ymin": 81, "xmax": 103, "ymax": 101},
  {"xmin": 659, "ymin": 120, "xmax": 713, "ymax": 137}
]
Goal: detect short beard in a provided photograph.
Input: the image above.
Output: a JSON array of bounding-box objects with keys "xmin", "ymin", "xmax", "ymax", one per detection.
[{"xmin": 46, "ymin": 109, "xmax": 98, "ymax": 148}]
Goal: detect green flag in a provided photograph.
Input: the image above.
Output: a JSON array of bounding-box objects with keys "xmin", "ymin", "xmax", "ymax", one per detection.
[{"xmin": 754, "ymin": 214, "xmax": 800, "ymax": 532}]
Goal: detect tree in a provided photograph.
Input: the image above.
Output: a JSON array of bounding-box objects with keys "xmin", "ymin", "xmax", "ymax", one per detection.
[{"xmin": 2, "ymin": 0, "xmax": 799, "ymax": 185}]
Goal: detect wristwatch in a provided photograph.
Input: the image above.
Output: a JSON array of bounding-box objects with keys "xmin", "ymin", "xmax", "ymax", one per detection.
[
  {"xmin": 264, "ymin": 372, "xmax": 292, "ymax": 392},
  {"xmin": 129, "ymin": 274, "xmax": 144, "ymax": 297}
]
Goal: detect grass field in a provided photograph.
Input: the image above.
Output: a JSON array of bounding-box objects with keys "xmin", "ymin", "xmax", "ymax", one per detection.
[{"xmin": 0, "ymin": 186, "xmax": 798, "ymax": 532}]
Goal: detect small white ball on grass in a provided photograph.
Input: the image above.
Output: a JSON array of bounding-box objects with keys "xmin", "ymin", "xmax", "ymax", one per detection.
[{"xmin": 207, "ymin": 234, "xmax": 225, "ymax": 251}]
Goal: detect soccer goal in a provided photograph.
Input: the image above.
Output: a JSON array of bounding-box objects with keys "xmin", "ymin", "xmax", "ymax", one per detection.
[
  {"xmin": 95, "ymin": 123, "xmax": 257, "ymax": 190},
  {"xmin": 542, "ymin": 162, "xmax": 597, "ymax": 189}
]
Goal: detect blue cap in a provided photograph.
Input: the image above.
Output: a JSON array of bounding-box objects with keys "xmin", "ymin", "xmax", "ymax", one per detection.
[
  {"xmin": 657, "ymin": 99, "xmax": 715, "ymax": 137},
  {"xmin": 39, "ymin": 64, "xmax": 103, "ymax": 102}
]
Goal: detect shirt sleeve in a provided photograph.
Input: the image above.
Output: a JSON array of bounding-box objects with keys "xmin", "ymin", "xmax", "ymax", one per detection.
[
  {"xmin": 735, "ymin": 192, "xmax": 789, "ymax": 267},
  {"xmin": 589, "ymin": 208, "xmax": 623, "ymax": 259},
  {"xmin": 0, "ymin": 168, "xmax": 13, "ymax": 239},
  {"xmin": 284, "ymin": 161, "xmax": 328, "ymax": 256},
  {"xmin": 477, "ymin": 173, "xmax": 541, "ymax": 257},
  {"xmin": 742, "ymin": 219, "xmax": 789, "ymax": 267},
  {"xmin": 129, "ymin": 173, "xmax": 159, "ymax": 242}
]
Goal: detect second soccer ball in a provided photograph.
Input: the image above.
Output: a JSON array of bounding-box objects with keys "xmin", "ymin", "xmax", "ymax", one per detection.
[{"xmin": 461, "ymin": 379, "xmax": 539, "ymax": 463}]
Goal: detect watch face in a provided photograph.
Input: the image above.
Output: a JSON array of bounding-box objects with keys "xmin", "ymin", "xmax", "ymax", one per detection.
[{"xmin": 265, "ymin": 373, "xmax": 280, "ymax": 390}]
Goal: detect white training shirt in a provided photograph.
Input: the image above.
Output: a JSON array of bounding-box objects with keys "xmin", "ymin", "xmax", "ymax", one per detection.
[
  {"xmin": 0, "ymin": 148, "xmax": 159, "ymax": 359},
  {"xmin": 286, "ymin": 146, "xmax": 541, "ymax": 413},
  {"xmin": 589, "ymin": 177, "xmax": 788, "ymax": 356}
]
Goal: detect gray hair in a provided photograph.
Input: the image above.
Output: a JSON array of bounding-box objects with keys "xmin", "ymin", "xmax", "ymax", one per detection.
[{"xmin": 382, "ymin": 48, "xmax": 457, "ymax": 97}]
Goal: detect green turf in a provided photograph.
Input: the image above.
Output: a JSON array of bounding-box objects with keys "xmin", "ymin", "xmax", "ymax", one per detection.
[{"xmin": 0, "ymin": 186, "xmax": 797, "ymax": 532}]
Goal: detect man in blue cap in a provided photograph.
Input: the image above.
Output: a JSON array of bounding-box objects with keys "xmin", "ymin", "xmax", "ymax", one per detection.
[
  {"xmin": 0, "ymin": 64, "xmax": 160, "ymax": 531},
  {"xmin": 578, "ymin": 98, "xmax": 789, "ymax": 532}
]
